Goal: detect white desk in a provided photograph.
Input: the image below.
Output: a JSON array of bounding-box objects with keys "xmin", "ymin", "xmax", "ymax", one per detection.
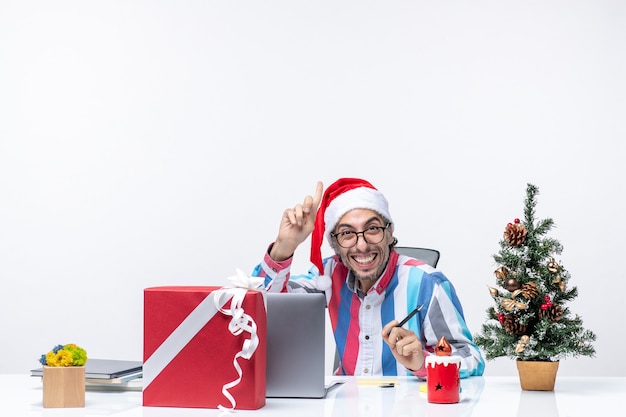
[{"xmin": 2, "ymin": 374, "xmax": 623, "ymax": 417}]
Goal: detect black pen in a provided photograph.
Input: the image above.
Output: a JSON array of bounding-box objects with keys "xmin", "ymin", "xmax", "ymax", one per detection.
[{"xmin": 389, "ymin": 304, "xmax": 424, "ymax": 335}]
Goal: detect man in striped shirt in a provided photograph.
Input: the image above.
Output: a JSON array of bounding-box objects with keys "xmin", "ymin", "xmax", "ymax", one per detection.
[{"xmin": 253, "ymin": 178, "xmax": 485, "ymax": 378}]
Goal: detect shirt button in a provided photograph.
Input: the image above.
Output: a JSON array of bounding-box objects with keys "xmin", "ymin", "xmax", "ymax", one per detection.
[
  {"xmin": 365, "ymin": 335, "xmax": 370, "ymax": 340},
  {"xmin": 365, "ymin": 305, "xmax": 371, "ymax": 310},
  {"xmin": 364, "ymin": 368, "xmax": 369, "ymax": 374}
]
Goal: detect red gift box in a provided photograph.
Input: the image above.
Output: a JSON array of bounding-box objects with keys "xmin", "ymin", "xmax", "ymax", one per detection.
[{"xmin": 143, "ymin": 286, "xmax": 266, "ymax": 410}]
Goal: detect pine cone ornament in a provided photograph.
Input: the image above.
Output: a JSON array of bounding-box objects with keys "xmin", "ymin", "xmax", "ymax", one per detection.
[
  {"xmin": 503, "ymin": 314, "xmax": 527, "ymax": 335},
  {"xmin": 520, "ymin": 282, "xmax": 538, "ymax": 299},
  {"xmin": 539, "ymin": 304, "xmax": 564, "ymax": 321},
  {"xmin": 504, "ymin": 223, "xmax": 527, "ymax": 247}
]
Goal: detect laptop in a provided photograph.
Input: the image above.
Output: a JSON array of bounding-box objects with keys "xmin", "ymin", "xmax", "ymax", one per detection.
[{"xmin": 265, "ymin": 292, "xmax": 341, "ymax": 398}]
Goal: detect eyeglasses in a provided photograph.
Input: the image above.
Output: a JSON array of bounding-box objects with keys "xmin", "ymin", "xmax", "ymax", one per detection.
[{"xmin": 330, "ymin": 223, "xmax": 391, "ymax": 248}]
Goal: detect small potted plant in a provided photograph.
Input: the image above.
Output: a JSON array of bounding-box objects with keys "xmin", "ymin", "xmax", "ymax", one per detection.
[
  {"xmin": 39, "ymin": 343, "xmax": 88, "ymax": 408},
  {"xmin": 473, "ymin": 184, "xmax": 596, "ymax": 391}
]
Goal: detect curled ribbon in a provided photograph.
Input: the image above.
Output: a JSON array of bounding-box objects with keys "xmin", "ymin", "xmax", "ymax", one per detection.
[{"xmin": 213, "ymin": 280, "xmax": 261, "ymax": 412}]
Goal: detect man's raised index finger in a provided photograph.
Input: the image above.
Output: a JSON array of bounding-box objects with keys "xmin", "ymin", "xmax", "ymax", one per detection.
[{"xmin": 312, "ymin": 181, "xmax": 323, "ymax": 211}]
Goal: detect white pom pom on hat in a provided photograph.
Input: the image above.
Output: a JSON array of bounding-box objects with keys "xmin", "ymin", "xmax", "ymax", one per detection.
[
  {"xmin": 310, "ymin": 178, "xmax": 392, "ymax": 274},
  {"xmin": 316, "ymin": 275, "xmax": 332, "ymax": 291}
]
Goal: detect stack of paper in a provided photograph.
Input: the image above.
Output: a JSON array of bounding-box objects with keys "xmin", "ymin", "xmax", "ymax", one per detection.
[{"xmin": 31, "ymin": 359, "xmax": 143, "ymax": 391}]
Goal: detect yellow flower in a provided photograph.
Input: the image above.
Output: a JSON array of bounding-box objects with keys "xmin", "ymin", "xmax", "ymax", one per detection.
[{"xmin": 46, "ymin": 350, "xmax": 74, "ymax": 367}]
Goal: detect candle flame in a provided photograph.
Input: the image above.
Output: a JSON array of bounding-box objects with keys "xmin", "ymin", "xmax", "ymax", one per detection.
[{"xmin": 435, "ymin": 336, "xmax": 452, "ymax": 356}]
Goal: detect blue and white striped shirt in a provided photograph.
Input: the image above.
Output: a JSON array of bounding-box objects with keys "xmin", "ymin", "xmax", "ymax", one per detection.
[{"xmin": 253, "ymin": 247, "xmax": 485, "ymax": 378}]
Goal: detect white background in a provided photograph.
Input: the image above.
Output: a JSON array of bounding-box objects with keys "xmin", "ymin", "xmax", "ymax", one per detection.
[{"xmin": 1, "ymin": 1, "xmax": 624, "ymax": 376}]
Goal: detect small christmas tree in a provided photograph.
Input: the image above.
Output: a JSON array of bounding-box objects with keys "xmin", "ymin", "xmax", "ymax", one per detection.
[{"xmin": 474, "ymin": 183, "xmax": 596, "ymax": 362}]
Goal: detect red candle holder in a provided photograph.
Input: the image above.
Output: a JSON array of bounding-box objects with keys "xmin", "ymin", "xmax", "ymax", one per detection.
[{"xmin": 425, "ymin": 355, "xmax": 461, "ymax": 404}]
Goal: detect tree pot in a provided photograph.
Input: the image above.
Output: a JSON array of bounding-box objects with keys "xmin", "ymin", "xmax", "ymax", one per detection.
[
  {"xmin": 516, "ymin": 360, "xmax": 559, "ymax": 391},
  {"xmin": 42, "ymin": 365, "xmax": 86, "ymax": 408}
]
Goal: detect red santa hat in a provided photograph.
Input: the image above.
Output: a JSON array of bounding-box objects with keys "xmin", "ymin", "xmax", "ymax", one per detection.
[{"xmin": 310, "ymin": 178, "xmax": 393, "ymax": 274}]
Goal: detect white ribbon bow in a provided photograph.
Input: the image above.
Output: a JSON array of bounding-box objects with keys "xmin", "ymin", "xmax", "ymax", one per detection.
[
  {"xmin": 215, "ymin": 269, "xmax": 263, "ymax": 412},
  {"xmin": 227, "ymin": 268, "xmax": 264, "ymax": 290}
]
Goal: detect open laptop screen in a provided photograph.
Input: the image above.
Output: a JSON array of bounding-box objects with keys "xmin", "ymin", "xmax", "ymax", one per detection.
[{"xmin": 265, "ymin": 292, "xmax": 327, "ymax": 398}]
